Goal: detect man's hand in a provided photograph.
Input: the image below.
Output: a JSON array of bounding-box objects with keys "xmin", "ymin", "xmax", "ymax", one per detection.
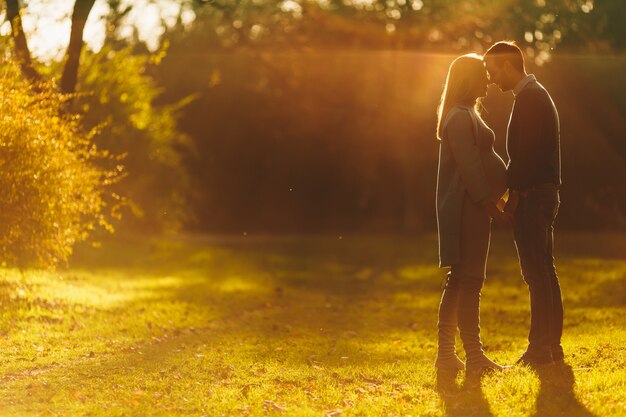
[{"xmin": 482, "ymin": 199, "xmax": 514, "ymax": 228}]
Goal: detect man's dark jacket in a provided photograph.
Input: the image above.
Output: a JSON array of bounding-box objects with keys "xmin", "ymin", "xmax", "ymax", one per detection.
[{"xmin": 507, "ymin": 78, "xmax": 561, "ymax": 191}]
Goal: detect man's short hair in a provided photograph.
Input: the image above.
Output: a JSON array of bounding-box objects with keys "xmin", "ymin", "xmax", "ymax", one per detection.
[{"xmin": 484, "ymin": 41, "xmax": 525, "ymax": 72}]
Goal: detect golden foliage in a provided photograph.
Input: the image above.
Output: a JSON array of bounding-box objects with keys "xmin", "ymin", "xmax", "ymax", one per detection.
[{"xmin": 0, "ymin": 63, "xmax": 116, "ymax": 268}]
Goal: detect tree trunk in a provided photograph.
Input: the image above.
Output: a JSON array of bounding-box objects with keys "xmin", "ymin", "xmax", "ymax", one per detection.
[
  {"xmin": 5, "ymin": 0, "xmax": 42, "ymax": 83},
  {"xmin": 60, "ymin": 0, "xmax": 97, "ymax": 95}
]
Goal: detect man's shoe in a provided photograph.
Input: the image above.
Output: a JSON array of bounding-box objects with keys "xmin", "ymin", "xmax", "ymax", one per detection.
[
  {"xmin": 551, "ymin": 346, "xmax": 565, "ymax": 364},
  {"xmin": 516, "ymin": 351, "xmax": 554, "ymax": 368}
]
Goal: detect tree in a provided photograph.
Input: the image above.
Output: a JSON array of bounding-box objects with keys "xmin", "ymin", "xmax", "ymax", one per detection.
[
  {"xmin": 3, "ymin": 0, "xmax": 194, "ymax": 234},
  {"xmin": 76, "ymin": 44, "xmax": 194, "ymax": 233},
  {"xmin": 60, "ymin": 0, "xmax": 97, "ymax": 95},
  {"xmin": 151, "ymin": 0, "xmax": 626, "ymax": 233},
  {"xmin": 5, "ymin": 0, "xmax": 96, "ymax": 94}
]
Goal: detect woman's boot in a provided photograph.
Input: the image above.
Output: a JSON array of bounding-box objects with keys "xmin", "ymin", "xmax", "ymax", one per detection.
[
  {"xmin": 435, "ymin": 278, "xmax": 464, "ymax": 387},
  {"xmin": 435, "ymin": 324, "xmax": 465, "ymax": 374},
  {"xmin": 458, "ymin": 277, "xmax": 503, "ymax": 377}
]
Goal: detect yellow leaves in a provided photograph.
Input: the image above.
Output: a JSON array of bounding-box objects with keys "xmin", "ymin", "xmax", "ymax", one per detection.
[
  {"xmin": 0, "ymin": 63, "xmax": 115, "ymax": 268},
  {"xmin": 150, "ymin": 40, "xmax": 169, "ymax": 66}
]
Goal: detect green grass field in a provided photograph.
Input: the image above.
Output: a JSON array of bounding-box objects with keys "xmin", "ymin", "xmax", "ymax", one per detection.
[{"xmin": 0, "ymin": 232, "xmax": 624, "ymax": 416}]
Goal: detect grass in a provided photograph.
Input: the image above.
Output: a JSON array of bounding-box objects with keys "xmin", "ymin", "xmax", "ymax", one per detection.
[{"xmin": 0, "ymin": 231, "xmax": 625, "ymax": 416}]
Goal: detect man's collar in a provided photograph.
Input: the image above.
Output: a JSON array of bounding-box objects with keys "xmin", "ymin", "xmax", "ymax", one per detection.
[{"xmin": 513, "ymin": 74, "xmax": 536, "ymax": 96}]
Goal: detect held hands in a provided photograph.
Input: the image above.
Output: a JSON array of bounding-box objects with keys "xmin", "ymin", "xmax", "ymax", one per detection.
[
  {"xmin": 504, "ymin": 190, "xmax": 520, "ymax": 214},
  {"xmin": 492, "ymin": 209, "xmax": 514, "ymax": 228},
  {"xmin": 482, "ymin": 198, "xmax": 514, "ymax": 228}
]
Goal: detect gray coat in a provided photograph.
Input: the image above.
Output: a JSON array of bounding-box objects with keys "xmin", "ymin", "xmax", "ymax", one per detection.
[{"xmin": 436, "ymin": 105, "xmax": 491, "ymax": 268}]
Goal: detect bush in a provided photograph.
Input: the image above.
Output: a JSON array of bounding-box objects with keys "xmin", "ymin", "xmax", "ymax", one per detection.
[
  {"xmin": 0, "ymin": 63, "xmax": 115, "ymax": 268},
  {"xmin": 76, "ymin": 45, "xmax": 193, "ymax": 233}
]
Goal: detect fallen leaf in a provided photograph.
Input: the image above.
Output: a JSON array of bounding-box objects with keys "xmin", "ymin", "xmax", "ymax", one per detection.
[
  {"xmin": 342, "ymin": 398, "xmax": 354, "ymax": 407},
  {"xmin": 264, "ymin": 400, "xmax": 287, "ymax": 412}
]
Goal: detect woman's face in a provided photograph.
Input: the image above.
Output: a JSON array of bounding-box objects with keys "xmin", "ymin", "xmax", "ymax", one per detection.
[{"xmin": 472, "ymin": 68, "xmax": 490, "ymax": 99}]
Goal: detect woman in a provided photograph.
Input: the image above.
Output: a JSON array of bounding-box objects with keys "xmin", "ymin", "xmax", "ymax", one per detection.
[{"xmin": 435, "ymin": 53, "xmax": 510, "ymax": 379}]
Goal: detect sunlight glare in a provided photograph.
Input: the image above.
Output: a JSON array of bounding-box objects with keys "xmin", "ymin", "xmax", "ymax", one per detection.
[
  {"xmin": 0, "ymin": 19, "xmax": 10, "ymax": 37},
  {"xmin": 525, "ymin": 31, "xmax": 534, "ymax": 43},
  {"xmin": 20, "ymin": 0, "xmax": 71, "ymax": 62},
  {"xmin": 345, "ymin": 0, "xmax": 377, "ymax": 11},
  {"xmin": 14, "ymin": 0, "xmax": 195, "ymax": 62},
  {"xmin": 280, "ymin": 0, "xmax": 303, "ymax": 18},
  {"xmin": 411, "ymin": 0, "xmax": 424, "ymax": 11},
  {"xmin": 581, "ymin": 0, "xmax": 594, "ymax": 13}
]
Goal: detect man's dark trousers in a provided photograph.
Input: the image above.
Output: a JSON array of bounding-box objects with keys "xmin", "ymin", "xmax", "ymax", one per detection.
[{"xmin": 513, "ymin": 185, "xmax": 564, "ymax": 360}]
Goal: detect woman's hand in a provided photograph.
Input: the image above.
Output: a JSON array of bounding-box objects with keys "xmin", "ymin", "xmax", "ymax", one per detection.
[
  {"xmin": 482, "ymin": 199, "xmax": 514, "ymax": 227},
  {"xmin": 504, "ymin": 190, "xmax": 520, "ymax": 214},
  {"xmin": 496, "ymin": 198, "xmax": 506, "ymax": 211}
]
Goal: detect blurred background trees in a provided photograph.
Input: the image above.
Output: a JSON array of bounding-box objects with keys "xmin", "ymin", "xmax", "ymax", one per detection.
[
  {"xmin": 3, "ymin": 0, "xmax": 194, "ymax": 236},
  {"xmin": 1, "ymin": 0, "xmax": 625, "ymax": 263},
  {"xmin": 154, "ymin": 0, "xmax": 626, "ymax": 232}
]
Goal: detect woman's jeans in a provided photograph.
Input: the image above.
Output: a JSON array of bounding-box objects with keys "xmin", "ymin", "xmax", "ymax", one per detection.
[
  {"xmin": 514, "ymin": 186, "xmax": 563, "ymax": 359},
  {"xmin": 437, "ymin": 194, "xmax": 490, "ymax": 361}
]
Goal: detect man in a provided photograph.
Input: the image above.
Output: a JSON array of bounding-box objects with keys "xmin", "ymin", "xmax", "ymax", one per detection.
[{"xmin": 483, "ymin": 41, "xmax": 564, "ymax": 367}]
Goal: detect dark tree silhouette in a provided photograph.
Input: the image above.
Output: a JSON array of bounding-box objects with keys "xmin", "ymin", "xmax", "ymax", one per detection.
[{"xmin": 5, "ymin": 0, "xmax": 96, "ymax": 95}]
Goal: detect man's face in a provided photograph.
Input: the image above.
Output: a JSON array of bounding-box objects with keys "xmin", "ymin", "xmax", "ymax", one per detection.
[{"xmin": 484, "ymin": 59, "xmax": 507, "ymax": 92}]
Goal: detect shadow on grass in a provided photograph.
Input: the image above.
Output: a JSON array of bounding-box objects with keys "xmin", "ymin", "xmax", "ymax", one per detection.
[
  {"xmin": 436, "ymin": 364, "xmax": 596, "ymax": 417},
  {"xmin": 64, "ymin": 233, "xmax": 626, "ymax": 358},
  {"xmin": 436, "ymin": 377, "xmax": 494, "ymax": 417},
  {"xmin": 3, "ymin": 233, "xmax": 621, "ymax": 414},
  {"xmin": 1, "ymin": 237, "xmax": 451, "ymax": 415},
  {"xmin": 0, "ymin": 310, "xmax": 438, "ymax": 414},
  {"xmin": 69, "ymin": 234, "xmax": 448, "ymax": 338},
  {"xmin": 532, "ymin": 364, "xmax": 596, "ymax": 417}
]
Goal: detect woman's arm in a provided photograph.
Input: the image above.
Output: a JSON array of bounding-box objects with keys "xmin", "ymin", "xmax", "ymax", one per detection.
[
  {"xmin": 445, "ymin": 109, "xmax": 512, "ymax": 226},
  {"xmin": 444, "ymin": 109, "xmax": 491, "ymax": 204}
]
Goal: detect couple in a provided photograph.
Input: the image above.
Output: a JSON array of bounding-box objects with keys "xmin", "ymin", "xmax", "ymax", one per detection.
[{"xmin": 435, "ymin": 41, "xmax": 563, "ymax": 378}]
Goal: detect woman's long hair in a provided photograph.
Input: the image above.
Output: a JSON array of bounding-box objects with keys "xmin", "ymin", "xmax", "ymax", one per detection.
[{"xmin": 436, "ymin": 53, "xmax": 486, "ymax": 140}]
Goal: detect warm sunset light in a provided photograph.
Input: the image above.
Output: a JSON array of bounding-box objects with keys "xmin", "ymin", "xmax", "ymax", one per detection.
[
  {"xmin": 0, "ymin": 0, "xmax": 194, "ymax": 61},
  {"xmin": 0, "ymin": 0, "xmax": 624, "ymax": 415}
]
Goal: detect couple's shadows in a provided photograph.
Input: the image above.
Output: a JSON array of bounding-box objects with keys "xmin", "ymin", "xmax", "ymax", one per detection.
[
  {"xmin": 436, "ymin": 364, "xmax": 596, "ymax": 417},
  {"xmin": 436, "ymin": 371, "xmax": 493, "ymax": 417},
  {"xmin": 533, "ymin": 364, "xmax": 596, "ymax": 417}
]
